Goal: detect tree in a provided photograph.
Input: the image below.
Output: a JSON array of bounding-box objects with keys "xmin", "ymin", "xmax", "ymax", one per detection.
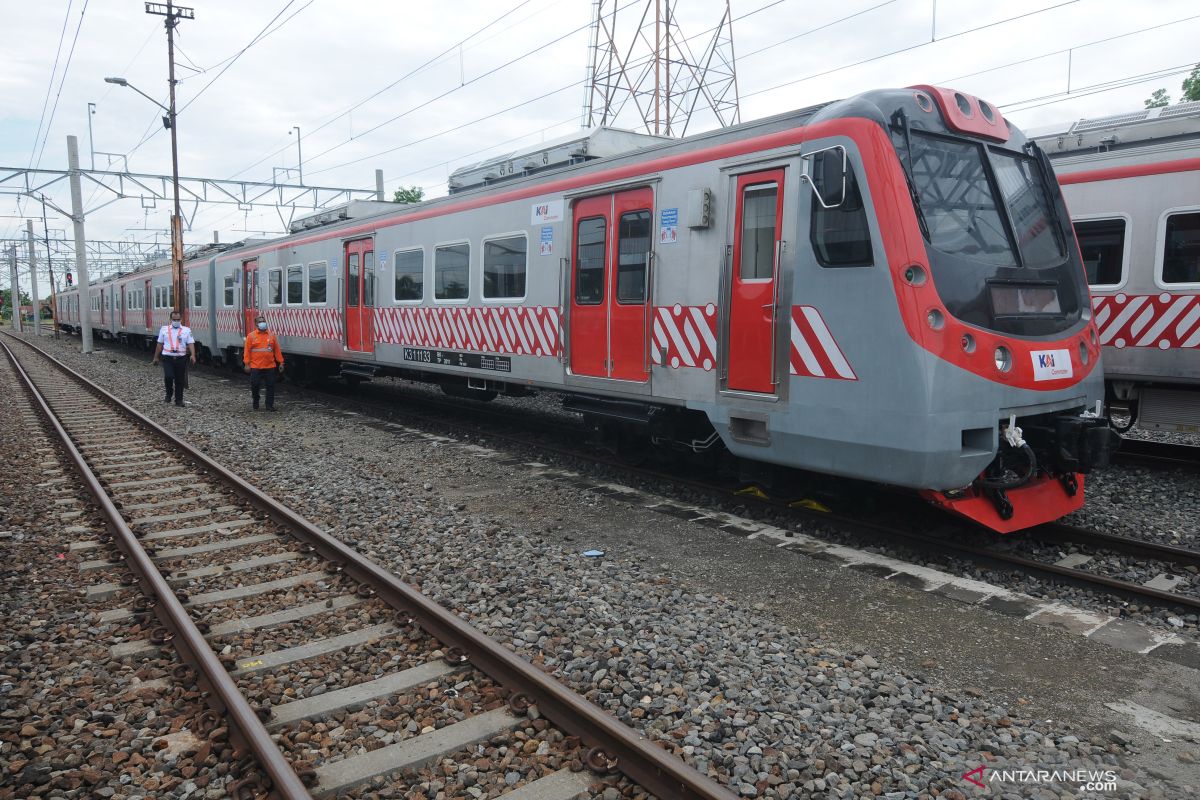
[
  {"xmin": 1144, "ymin": 88, "xmax": 1171, "ymax": 109},
  {"xmin": 1, "ymin": 287, "xmax": 31, "ymax": 313},
  {"xmin": 393, "ymin": 185, "xmax": 425, "ymax": 204},
  {"xmin": 1182, "ymin": 63, "xmax": 1200, "ymax": 103}
]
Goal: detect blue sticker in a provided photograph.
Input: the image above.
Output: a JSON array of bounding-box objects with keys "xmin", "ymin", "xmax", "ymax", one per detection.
[{"xmin": 660, "ymin": 207, "xmax": 678, "ymax": 226}]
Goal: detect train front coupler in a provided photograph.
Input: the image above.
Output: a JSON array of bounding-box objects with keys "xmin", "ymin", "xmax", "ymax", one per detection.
[{"xmin": 921, "ymin": 409, "xmax": 1121, "ymax": 533}]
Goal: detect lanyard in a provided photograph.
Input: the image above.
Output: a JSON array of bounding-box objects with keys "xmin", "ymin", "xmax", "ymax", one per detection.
[{"xmin": 166, "ymin": 326, "xmax": 185, "ymax": 353}]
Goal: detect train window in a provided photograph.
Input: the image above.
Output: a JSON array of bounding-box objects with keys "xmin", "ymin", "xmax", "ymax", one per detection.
[
  {"xmin": 991, "ymin": 150, "xmax": 1065, "ymax": 268},
  {"xmin": 223, "ymin": 275, "xmax": 235, "ymax": 307},
  {"xmin": 434, "ymin": 243, "xmax": 469, "ymax": 301},
  {"xmin": 1162, "ymin": 212, "xmax": 1200, "ymax": 285},
  {"xmin": 363, "ymin": 251, "xmax": 375, "ymax": 307},
  {"xmin": 616, "ymin": 211, "xmax": 651, "ymax": 303},
  {"xmin": 394, "ymin": 249, "xmax": 423, "ymax": 302},
  {"xmin": 285, "ymin": 266, "xmax": 304, "ymax": 305},
  {"xmin": 308, "ymin": 262, "xmax": 327, "ymax": 304},
  {"xmin": 267, "ymin": 269, "xmax": 283, "ymax": 305},
  {"xmin": 483, "ymin": 234, "xmax": 527, "ymax": 300},
  {"xmin": 1074, "ymin": 218, "xmax": 1125, "ymax": 286},
  {"xmin": 810, "ymin": 153, "xmax": 872, "ymax": 268},
  {"xmin": 193, "ymin": 280, "xmax": 203, "ymax": 308},
  {"xmin": 287, "ymin": 265, "xmax": 303, "ymax": 304},
  {"xmin": 908, "ymin": 133, "xmax": 1013, "ymax": 265},
  {"xmin": 740, "ymin": 184, "xmax": 778, "ymax": 280},
  {"xmin": 575, "ymin": 217, "xmax": 606, "ymax": 304}
]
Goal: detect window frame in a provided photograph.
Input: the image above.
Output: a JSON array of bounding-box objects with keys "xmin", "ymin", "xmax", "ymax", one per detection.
[
  {"xmin": 1072, "ymin": 213, "xmax": 1130, "ymax": 291},
  {"xmin": 285, "ymin": 263, "xmax": 304, "ymax": 305},
  {"xmin": 391, "ymin": 247, "xmax": 424, "ymax": 304},
  {"xmin": 433, "ymin": 240, "xmax": 471, "ymax": 304},
  {"xmin": 1155, "ymin": 205, "xmax": 1200, "ymax": 291},
  {"xmin": 614, "ymin": 210, "xmax": 652, "ymax": 305},
  {"xmin": 223, "ymin": 274, "xmax": 236, "ymax": 307},
  {"xmin": 738, "ymin": 181, "xmax": 781, "ymax": 283},
  {"xmin": 306, "ymin": 261, "xmax": 328, "ymax": 306},
  {"xmin": 266, "ymin": 267, "xmax": 284, "ymax": 307},
  {"xmin": 574, "ymin": 215, "xmax": 607, "ymax": 306},
  {"xmin": 192, "ymin": 278, "xmax": 204, "ymax": 309},
  {"xmin": 481, "ymin": 232, "xmax": 528, "ymax": 304}
]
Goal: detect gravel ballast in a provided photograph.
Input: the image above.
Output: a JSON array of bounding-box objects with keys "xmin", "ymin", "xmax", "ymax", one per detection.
[{"xmin": 7, "ymin": 332, "xmax": 1200, "ymax": 799}]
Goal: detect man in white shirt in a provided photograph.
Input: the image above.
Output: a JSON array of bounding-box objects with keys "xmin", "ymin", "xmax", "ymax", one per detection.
[{"xmin": 152, "ymin": 309, "xmax": 196, "ymax": 406}]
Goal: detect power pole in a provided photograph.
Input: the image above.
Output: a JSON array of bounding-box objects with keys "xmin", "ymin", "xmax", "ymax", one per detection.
[
  {"xmin": 584, "ymin": 0, "xmax": 740, "ymax": 137},
  {"xmin": 68, "ymin": 135, "xmax": 94, "ymax": 354},
  {"xmin": 26, "ymin": 220, "xmax": 41, "ymax": 336},
  {"xmin": 8, "ymin": 245, "xmax": 19, "ymax": 332},
  {"xmin": 145, "ymin": 1, "xmax": 193, "ymax": 316},
  {"xmin": 40, "ymin": 198, "xmax": 59, "ymax": 338}
]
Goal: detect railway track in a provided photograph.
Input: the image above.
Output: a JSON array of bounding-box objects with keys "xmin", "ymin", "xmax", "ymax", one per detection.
[
  {"xmin": 1, "ymin": 332, "xmax": 733, "ymax": 800},
  {"xmin": 1114, "ymin": 437, "xmax": 1200, "ymax": 471}
]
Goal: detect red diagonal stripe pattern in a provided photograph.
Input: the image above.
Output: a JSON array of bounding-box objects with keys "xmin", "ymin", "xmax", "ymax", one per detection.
[
  {"xmin": 789, "ymin": 305, "xmax": 857, "ymax": 380},
  {"xmin": 651, "ymin": 303, "xmax": 718, "ymax": 371},
  {"xmin": 372, "ymin": 306, "xmax": 564, "ymax": 357},
  {"xmin": 1092, "ymin": 292, "xmax": 1200, "ymax": 349}
]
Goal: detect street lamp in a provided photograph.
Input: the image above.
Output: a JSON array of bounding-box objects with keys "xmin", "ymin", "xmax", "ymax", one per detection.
[{"xmin": 105, "ymin": 73, "xmax": 184, "ymax": 315}]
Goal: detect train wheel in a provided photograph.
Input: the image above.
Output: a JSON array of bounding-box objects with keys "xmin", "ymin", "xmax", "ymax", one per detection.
[{"xmin": 1109, "ymin": 401, "xmax": 1138, "ymax": 433}]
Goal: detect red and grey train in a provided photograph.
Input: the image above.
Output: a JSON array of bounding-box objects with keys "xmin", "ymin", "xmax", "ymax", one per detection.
[
  {"xmin": 58, "ymin": 85, "xmax": 1120, "ymax": 533},
  {"xmin": 1035, "ymin": 101, "xmax": 1200, "ymax": 434}
]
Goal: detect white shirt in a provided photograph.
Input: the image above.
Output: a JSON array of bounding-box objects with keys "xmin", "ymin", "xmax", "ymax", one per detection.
[{"xmin": 157, "ymin": 324, "xmax": 195, "ymax": 356}]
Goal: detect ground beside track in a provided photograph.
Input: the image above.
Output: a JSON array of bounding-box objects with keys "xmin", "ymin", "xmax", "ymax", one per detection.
[{"xmin": 10, "ymin": 330, "xmax": 1200, "ymax": 799}]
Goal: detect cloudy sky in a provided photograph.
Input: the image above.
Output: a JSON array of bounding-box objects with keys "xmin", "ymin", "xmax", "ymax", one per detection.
[{"xmin": 2, "ymin": 0, "xmax": 1197, "ymax": 292}]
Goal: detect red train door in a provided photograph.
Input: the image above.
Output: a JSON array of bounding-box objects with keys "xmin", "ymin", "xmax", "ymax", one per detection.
[
  {"xmin": 569, "ymin": 188, "xmax": 653, "ymax": 380},
  {"xmin": 343, "ymin": 238, "xmax": 375, "ymax": 353},
  {"xmin": 144, "ymin": 280, "xmax": 152, "ymax": 329},
  {"xmin": 242, "ymin": 259, "xmax": 258, "ymax": 335},
  {"xmin": 99, "ymin": 289, "xmax": 105, "ymax": 325},
  {"xmin": 120, "ymin": 285, "xmax": 127, "ymax": 328},
  {"xmin": 727, "ymin": 169, "xmax": 784, "ymax": 393}
]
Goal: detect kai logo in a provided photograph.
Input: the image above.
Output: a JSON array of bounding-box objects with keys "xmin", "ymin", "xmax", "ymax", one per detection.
[
  {"xmin": 1031, "ymin": 348, "xmax": 1073, "ymax": 381},
  {"xmin": 530, "ymin": 199, "xmax": 563, "ymax": 225}
]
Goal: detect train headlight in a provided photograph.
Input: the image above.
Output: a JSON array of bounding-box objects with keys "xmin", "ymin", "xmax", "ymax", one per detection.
[
  {"xmin": 1090, "ymin": 327, "xmax": 1097, "ymax": 346},
  {"xmin": 961, "ymin": 333, "xmax": 976, "ymax": 353},
  {"xmin": 903, "ymin": 265, "xmax": 926, "ymax": 286},
  {"xmin": 926, "ymin": 309, "xmax": 944, "ymax": 330},
  {"xmin": 994, "ymin": 345, "xmax": 1013, "ymax": 373},
  {"xmin": 1079, "ymin": 340, "xmax": 1089, "ymax": 366}
]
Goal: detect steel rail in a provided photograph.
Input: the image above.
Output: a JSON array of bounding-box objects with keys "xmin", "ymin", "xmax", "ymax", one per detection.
[
  {"xmin": 0, "ymin": 335, "xmax": 313, "ymax": 800},
  {"xmin": 1036, "ymin": 521, "xmax": 1200, "ymax": 569},
  {"xmin": 5, "ymin": 332, "xmax": 736, "ymax": 800}
]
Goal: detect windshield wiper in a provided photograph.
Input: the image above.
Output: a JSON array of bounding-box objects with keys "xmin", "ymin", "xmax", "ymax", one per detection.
[{"xmin": 889, "ymin": 109, "xmax": 931, "ymax": 240}]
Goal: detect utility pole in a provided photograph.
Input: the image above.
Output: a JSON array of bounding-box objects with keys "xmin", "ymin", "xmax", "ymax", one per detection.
[
  {"xmin": 292, "ymin": 126, "xmax": 303, "ymax": 185},
  {"xmin": 375, "ymin": 170, "xmax": 385, "ymax": 201},
  {"xmin": 8, "ymin": 245, "xmax": 19, "ymax": 332},
  {"xmin": 145, "ymin": 1, "xmax": 193, "ymax": 316},
  {"xmin": 68, "ymin": 135, "xmax": 94, "ymax": 354},
  {"xmin": 40, "ymin": 198, "xmax": 58, "ymax": 338},
  {"xmin": 26, "ymin": 220, "xmax": 41, "ymax": 336}
]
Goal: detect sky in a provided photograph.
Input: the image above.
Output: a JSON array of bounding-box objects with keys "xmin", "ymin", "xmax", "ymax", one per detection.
[{"xmin": 1, "ymin": 0, "xmax": 1197, "ymax": 296}]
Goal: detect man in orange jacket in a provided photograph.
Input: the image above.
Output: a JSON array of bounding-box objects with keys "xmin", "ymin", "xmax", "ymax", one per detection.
[{"xmin": 243, "ymin": 314, "xmax": 284, "ymax": 411}]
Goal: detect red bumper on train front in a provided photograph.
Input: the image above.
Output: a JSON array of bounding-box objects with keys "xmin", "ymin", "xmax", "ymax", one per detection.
[{"xmin": 920, "ymin": 473, "xmax": 1085, "ymax": 534}]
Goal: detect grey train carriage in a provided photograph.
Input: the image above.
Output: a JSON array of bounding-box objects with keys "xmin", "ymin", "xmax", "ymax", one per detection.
[
  {"xmin": 59, "ymin": 85, "xmax": 1120, "ymax": 532},
  {"xmin": 1036, "ymin": 101, "xmax": 1200, "ymax": 433}
]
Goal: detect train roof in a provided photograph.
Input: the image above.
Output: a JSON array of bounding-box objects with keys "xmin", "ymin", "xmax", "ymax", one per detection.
[{"xmin": 1031, "ymin": 100, "xmax": 1200, "ymax": 158}]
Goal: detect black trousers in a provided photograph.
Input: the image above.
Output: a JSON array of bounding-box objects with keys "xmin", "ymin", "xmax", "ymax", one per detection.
[
  {"xmin": 162, "ymin": 356, "xmax": 188, "ymax": 403},
  {"xmin": 250, "ymin": 367, "xmax": 277, "ymax": 408}
]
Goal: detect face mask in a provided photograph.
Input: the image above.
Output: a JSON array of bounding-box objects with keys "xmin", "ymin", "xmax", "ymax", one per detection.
[
  {"xmin": 256, "ymin": 322, "xmax": 267, "ymax": 331},
  {"xmin": 171, "ymin": 320, "xmax": 181, "ymax": 328}
]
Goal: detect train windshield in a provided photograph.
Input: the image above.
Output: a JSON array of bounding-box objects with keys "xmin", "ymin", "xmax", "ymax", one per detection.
[{"xmin": 900, "ymin": 130, "xmax": 1081, "ymax": 336}]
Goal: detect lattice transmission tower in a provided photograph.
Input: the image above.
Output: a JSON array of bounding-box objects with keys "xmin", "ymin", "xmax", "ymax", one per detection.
[{"xmin": 583, "ymin": 0, "xmax": 740, "ymax": 137}]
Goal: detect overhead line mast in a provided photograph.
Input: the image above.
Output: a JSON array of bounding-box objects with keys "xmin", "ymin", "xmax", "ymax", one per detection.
[{"xmin": 145, "ymin": 1, "xmax": 193, "ymax": 315}]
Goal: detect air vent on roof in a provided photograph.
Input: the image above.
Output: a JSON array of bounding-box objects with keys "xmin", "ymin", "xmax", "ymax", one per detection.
[{"xmin": 1157, "ymin": 101, "xmax": 1200, "ymax": 120}]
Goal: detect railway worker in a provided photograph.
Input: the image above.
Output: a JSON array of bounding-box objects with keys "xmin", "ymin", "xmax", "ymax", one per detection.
[
  {"xmin": 151, "ymin": 310, "xmax": 196, "ymax": 407},
  {"xmin": 243, "ymin": 314, "xmax": 284, "ymax": 411}
]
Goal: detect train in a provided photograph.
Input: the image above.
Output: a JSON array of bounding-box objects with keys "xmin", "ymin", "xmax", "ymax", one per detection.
[
  {"xmin": 57, "ymin": 84, "xmax": 1120, "ymax": 533},
  {"xmin": 1034, "ymin": 101, "xmax": 1200, "ymax": 434}
]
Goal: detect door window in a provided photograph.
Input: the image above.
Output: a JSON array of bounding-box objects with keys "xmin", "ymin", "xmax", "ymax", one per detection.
[
  {"xmin": 363, "ymin": 251, "xmax": 375, "ymax": 306},
  {"xmin": 740, "ymin": 185, "xmax": 778, "ymax": 279},
  {"xmin": 616, "ymin": 211, "xmax": 651, "ymax": 303},
  {"xmin": 575, "ymin": 217, "xmax": 606, "ymax": 304},
  {"xmin": 394, "ymin": 249, "xmax": 422, "ymax": 301},
  {"xmin": 347, "ymin": 254, "xmax": 360, "ymax": 306}
]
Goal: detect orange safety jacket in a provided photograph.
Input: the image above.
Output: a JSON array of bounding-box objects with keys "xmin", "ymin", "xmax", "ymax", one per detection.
[{"xmin": 243, "ymin": 329, "xmax": 284, "ymax": 369}]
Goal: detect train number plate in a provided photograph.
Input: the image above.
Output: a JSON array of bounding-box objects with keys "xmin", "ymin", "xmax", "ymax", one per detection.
[{"xmin": 402, "ymin": 347, "xmax": 512, "ymax": 373}]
